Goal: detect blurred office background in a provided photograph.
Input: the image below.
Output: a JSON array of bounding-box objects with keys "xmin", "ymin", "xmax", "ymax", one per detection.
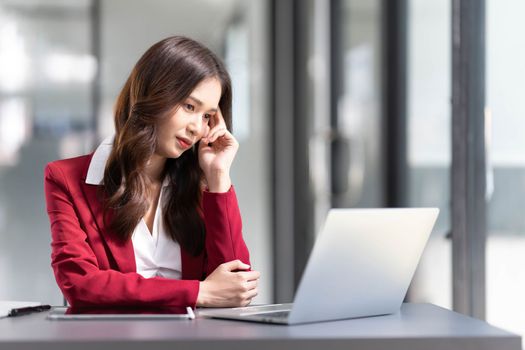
[{"xmin": 0, "ymin": 0, "xmax": 523, "ymax": 344}]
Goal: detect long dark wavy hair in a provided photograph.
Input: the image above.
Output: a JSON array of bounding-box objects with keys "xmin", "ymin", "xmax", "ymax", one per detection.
[{"xmin": 102, "ymin": 36, "xmax": 232, "ymax": 256}]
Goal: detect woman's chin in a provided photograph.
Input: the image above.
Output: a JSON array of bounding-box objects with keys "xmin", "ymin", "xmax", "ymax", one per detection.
[{"xmin": 169, "ymin": 149, "xmax": 185, "ymax": 159}]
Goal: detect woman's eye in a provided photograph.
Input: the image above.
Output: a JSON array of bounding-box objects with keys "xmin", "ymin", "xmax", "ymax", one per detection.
[
  {"xmin": 184, "ymin": 103, "xmax": 194, "ymax": 112},
  {"xmin": 203, "ymin": 114, "xmax": 212, "ymax": 122}
]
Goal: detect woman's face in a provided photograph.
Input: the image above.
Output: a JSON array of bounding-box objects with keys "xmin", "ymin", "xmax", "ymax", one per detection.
[{"xmin": 156, "ymin": 77, "xmax": 222, "ymax": 159}]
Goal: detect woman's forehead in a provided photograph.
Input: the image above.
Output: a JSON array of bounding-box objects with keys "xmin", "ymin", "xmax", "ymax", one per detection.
[{"xmin": 189, "ymin": 78, "xmax": 222, "ymax": 108}]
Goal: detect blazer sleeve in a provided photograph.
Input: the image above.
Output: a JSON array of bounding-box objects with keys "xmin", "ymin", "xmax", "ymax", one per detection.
[
  {"xmin": 44, "ymin": 162, "xmax": 200, "ymax": 307},
  {"xmin": 201, "ymin": 186, "xmax": 251, "ymax": 276}
]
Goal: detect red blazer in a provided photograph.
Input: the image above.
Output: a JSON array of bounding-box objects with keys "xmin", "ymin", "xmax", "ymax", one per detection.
[{"xmin": 44, "ymin": 153, "xmax": 250, "ymax": 307}]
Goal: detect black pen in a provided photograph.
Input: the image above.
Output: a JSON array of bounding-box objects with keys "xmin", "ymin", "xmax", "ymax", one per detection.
[{"xmin": 8, "ymin": 305, "xmax": 51, "ymax": 317}]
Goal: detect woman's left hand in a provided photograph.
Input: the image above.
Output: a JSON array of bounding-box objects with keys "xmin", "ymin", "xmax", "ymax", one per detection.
[{"xmin": 198, "ymin": 109, "xmax": 239, "ymax": 193}]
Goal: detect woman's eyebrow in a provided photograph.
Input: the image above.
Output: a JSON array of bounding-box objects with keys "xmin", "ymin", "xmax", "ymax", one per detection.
[{"xmin": 187, "ymin": 96, "xmax": 218, "ymax": 112}]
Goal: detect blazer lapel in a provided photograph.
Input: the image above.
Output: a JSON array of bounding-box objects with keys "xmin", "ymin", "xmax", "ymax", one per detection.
[
  {"xmin": 80, "ymin": 181, "xmax": 136, "ymax": 274},
  {"xmin": 79, "ymin": 151, "xmax": 203, "ymax": 279}
]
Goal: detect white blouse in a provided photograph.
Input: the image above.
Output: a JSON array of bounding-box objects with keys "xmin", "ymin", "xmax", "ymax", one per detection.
[{"xmin": 85, "ymin": 135, "xmax": 182, "ymax": 279}]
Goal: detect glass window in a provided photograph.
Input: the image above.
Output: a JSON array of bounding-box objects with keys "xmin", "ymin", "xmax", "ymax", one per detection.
[
  {"xmin": 486, "ymin": 0, "xmax": 525, "ymax": 343},
  {"xmin": 406, "ymin": 0, "xmax": 452, "ymax": 309},
  {"xmin": 0, "ymin": 0, "xmax": 94, "ymax": 304},
  {"xmin": 0, "ymin": 0, "xmax": 272, "ymax": 305},
  {"xmin": 336, "ymin": 0, "xmax": 384, "ymax": 210}
]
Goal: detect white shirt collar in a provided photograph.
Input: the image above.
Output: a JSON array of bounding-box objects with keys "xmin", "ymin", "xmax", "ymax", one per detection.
[
  {"xmin": 86, "ymin": 134, "xmax": 169, "ymax": 187},
  {"xmin": 86, "ymin": 135, "xmax": 114, "ymax": 185}
]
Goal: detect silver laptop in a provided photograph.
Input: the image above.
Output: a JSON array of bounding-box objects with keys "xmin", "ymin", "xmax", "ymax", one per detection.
[{"xmin": 202, "ymin": 208, "xmax": 439, "ymax": 325}]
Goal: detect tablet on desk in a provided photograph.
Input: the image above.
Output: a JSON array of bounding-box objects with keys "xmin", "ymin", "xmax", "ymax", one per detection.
[{"xmin": 47, "ymin": 305, "xmax": 195, "ymax": 320}]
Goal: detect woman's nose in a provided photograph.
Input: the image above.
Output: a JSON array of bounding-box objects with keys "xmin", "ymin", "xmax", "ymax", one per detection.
[{"xmin": 187, "ymin": 114, "xmax": 205, "ymax": 136}]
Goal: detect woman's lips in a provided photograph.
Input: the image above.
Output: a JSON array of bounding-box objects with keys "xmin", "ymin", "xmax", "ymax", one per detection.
[{"xmin": 177, "ymin": 137, "xmax": 191, "ymax": 149}]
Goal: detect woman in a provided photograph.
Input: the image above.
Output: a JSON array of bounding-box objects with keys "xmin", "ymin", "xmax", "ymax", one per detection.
[{"xmin": 44, "ymin": 36, "xmax": 259, "ymax": 308}]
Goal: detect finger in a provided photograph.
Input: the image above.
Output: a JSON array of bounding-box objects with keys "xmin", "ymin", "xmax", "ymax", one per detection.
[
  {"xmin": 202, "ymin": 124, "xmax": 211, "ymax": 139},
  {"xmin": 243, "ymin": 280, "xmax": 258, "ymax": 292},
  {"xmin": 213, "ymin": 108, "xmax": 226, "ymax": 128},
  {"xmin": 203, "ymin": 123, "xmax": 221, "ymax": 138},
  {"xmin": 198, "ymin": 139, "xmax": 211, "ymax": 152},
  {"xmin": 201, "ymin": 126, "xmax": 225, "ymax": 144},
  {"xmin": 222, "ymin": 259, "xmax": 250, "ymax": 272},
  {"xmin": 206, "ymin": 109, "xmax": 226, "ymax": 135},
  {"xmin": 237, "ymin": 270, "xmax": 260, "ymax": 281},
  {"xmin": 210, "ymin": 130, "xmax": 238, "ymax": 149},
  {"xmin": 206, "ymin": 128, "xmax": 228, "ymax": 143},
  {"xmin": 243, "ymin": 288, "xmax": 258, "ymax": 300}
]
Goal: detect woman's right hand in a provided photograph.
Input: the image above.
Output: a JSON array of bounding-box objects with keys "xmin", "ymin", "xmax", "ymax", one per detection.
[{"xmin": 196, "ymin": 260, "xmax": 260, "ymax": 307}]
